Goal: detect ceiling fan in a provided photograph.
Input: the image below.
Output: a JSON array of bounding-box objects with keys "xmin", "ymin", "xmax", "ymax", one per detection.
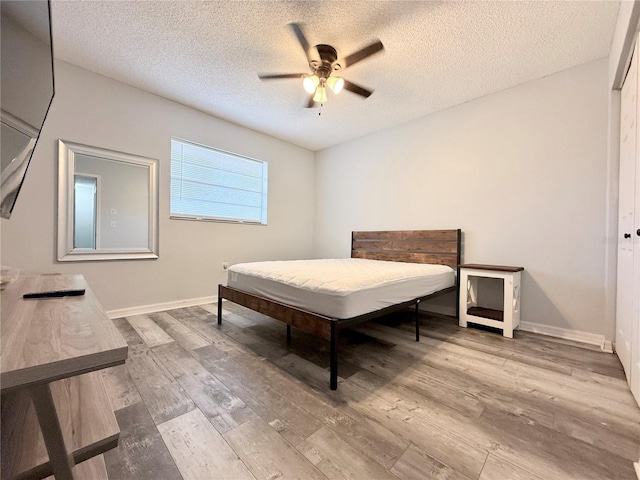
[{"xmin": 258, "ymin": 23, "xmax": 384, "ymax": 107}]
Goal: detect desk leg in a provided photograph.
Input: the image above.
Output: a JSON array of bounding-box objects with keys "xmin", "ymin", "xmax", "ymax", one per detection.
[{"xmin": 29, "ymin": 384, "xmax": 75, "ymax": 480}]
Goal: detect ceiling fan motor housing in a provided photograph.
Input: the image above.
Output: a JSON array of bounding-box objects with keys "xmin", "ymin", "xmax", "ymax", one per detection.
[{"xmin": 312, "ymin": 44, "xmax": 341, "ymax": 78}]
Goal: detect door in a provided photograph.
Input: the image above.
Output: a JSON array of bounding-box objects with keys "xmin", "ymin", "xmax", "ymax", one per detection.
[
  {"xmin": 632, "ymin": 147, "xmax": 640, "ymax": 404},
  {"xmin": 631, "ymin": 99, "xmax": 640, "ymax": 403},
  {"xmin": 618, "ymin": 38, "xmax": 640, "ymax": 405},
  {"xmin": 73, "ymin": 174, "xmax": 99, "ymax": 249}
]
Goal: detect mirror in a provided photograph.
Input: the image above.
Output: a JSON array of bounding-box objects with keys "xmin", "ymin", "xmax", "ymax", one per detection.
[
  {"xmin": 1, "ymin": 0, "xmax": 55, "ymax": 219},
  {"xmin": 57, "ymin": 140, "xmax": 159, "ymax": 261}
]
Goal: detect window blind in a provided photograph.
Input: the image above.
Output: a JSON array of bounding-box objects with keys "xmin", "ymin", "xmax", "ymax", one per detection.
[{"xmin": 170, "ymin": 138, "xmax": 268, "ymax": 224}]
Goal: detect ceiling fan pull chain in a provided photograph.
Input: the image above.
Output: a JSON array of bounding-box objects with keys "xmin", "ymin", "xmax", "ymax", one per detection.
[{"xmin": 319, "ymin": 103, "xmax": 323, "ymax": 116}]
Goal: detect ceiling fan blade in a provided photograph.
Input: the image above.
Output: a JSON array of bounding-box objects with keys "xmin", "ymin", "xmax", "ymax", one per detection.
[
  {"xmin": 258, "ymin": 73, "xmax": 305, "ymax": 80},
  {"xmin": 342, "ymin": 40, "xmax": 384, "ymax": 68},
  {"xmin": 289, "ymin": 23, "xmax": 312, "ymax": 62},
  {"xmin": 306, "ymin": 96, "xmax": 316, "ymax": 108},
  {"xmin": 343, "ymin": 80, "xmax": 373, "ymax": 98}
]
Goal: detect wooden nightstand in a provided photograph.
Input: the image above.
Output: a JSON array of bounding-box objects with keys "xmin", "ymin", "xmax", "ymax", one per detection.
[{"xmin": 458, "ymin": 264, "xmax": 524, "ymax": 338}]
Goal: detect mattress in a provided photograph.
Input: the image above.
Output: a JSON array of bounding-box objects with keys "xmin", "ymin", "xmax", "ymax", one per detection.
[{"xmin": 227, "ymin": 258, "xmax": 455, "ymax": 319}]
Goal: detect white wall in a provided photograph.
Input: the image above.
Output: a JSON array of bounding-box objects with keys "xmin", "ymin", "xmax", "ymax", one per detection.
[
  {"xmin": 0, "ymin": 61, "xmax": 315, "ymax": 311},
  {"xmin": 0, "ymin": 55, "xmax": 613, "ymax": 339},
  {"xmin": 314, "ymin": 59, "xmax": 610, "ymax": 339}
]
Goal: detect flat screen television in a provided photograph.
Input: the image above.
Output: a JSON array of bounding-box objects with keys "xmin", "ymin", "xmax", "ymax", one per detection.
[{"xmin": 0, "ymin": 0, "xmax": 54, "ymax": 219}]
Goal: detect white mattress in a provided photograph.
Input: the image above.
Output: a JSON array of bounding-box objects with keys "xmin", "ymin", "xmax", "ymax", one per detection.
[{"xmin": 227, "ymin": 258, "xmax": 455, "ymax": 319}]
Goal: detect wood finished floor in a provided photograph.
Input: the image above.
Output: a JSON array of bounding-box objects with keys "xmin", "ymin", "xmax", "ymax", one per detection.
[{"xmin": 98, "ymin": 302, "xmax": 640, "ymax": 480}]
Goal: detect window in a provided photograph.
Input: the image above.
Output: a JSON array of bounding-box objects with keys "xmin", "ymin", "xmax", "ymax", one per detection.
[{"xmin": 170, "ymin": 138, "xmax": 268, "ymax": 224}]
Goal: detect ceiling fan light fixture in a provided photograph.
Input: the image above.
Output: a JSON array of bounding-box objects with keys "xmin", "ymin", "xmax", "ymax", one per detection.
[
  {"xmin": 313, "ymin": 85, "xmax": 327, "ymax": 103},
  {"xmin": 326, "ymin": 76, "xmax": 344, "ymax": 94},
  {"xmin": 303, "ymin": 74, "xmax": 320, "ymax": 94}
]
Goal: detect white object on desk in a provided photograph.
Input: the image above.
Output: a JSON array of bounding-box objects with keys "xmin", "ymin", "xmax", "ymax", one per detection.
[{"xmin": 459, "ymin": 264, "xmax": 524, "ymax": 338}]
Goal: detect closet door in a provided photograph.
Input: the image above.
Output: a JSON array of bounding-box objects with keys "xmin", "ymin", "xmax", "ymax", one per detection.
[
  {"xmin": 617, "ymin": 38, "xmax": 640, "ymax": 404},
  {"xmin": 633, "ymin": 155, "xmax": 640, "ymax": 404},
  {"xmin": 617, "ymin": 39, "xmax": 637, "ymax": 388},
  {"xmin": 632, "ymin": 84, "xmax": 640, "ymax": 403}
]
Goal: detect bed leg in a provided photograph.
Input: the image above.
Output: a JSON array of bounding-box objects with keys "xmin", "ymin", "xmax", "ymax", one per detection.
[
  {"xmin": 330, "ymin": 323, "xmax": 338, "ymax": 390},
  {"xmin": 217, "ymin": 284, "xmax": 222, "ymax": 325},
  {"xmin": 455, "ymin": 270, "xmax": 461, "ymax": 321},
  {"xmin": 286, "ymin": 324, "xmax": 291, "ymax": 345},
  {"xmin": 415, "ymin": 301, "xmax": 420, "ymax": 342}
]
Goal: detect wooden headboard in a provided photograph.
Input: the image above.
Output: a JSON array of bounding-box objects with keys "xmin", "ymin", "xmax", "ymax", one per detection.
[{"xmin": 351, "ymin": 229, "xmax": 461, "ymax": 269}]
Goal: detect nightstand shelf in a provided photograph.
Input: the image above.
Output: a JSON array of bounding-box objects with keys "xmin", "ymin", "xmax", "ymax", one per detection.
[
  {"xmin": 467, "ymin": 306, "xmax": 503, "ymax": 322},
  {"xmin": 459, "ymin": 264, "xmax": 524, "ymax": 338}
]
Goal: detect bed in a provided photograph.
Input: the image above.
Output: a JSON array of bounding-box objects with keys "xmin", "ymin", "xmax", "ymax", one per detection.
[{"xmin": 217, "ymin": 229, "xmax": 462, "ymax": 389}]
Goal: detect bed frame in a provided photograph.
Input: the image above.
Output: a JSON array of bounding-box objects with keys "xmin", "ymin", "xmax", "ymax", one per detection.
[{"xmin": 218, "ymin": 229, "xmax": 462, "ymax": 390}]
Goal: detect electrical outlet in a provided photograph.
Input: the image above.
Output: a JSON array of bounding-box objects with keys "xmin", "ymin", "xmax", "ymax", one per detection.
[{"xmin": 222, "ymin": 262, "xmax": 229, "ymax": 271}]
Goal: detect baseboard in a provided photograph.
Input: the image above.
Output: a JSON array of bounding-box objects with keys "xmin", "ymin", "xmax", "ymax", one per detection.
[
  {"xmin": 519, "ymin": 321, "xmax": 613, "ymax": 353},
  {"xmin": 110, "ymin": 300, "xmax": 457, "ymax": 320},
  {"xmin": 106, "ymin": 296, "xmax": 217, "ymax": 319},
  {"xmin": 601, "ymin": 339, "xmax": 614, "ymax": 354},
  {"xmin": 106, "ymin": 299, "xmax": 614, "ymax": 354}
]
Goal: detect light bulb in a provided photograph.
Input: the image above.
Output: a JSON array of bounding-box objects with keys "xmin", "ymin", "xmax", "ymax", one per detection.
[
  {"xmin": 313, "ymin": 85, "xmax": 327, "ymax": 103},
  {"xmin": 326, "ymin": 76, "xmax": 344, "ymax": 94},
  {"xmin": 303, "ymin": 75, "xmax": 319, "ymax": 94}
]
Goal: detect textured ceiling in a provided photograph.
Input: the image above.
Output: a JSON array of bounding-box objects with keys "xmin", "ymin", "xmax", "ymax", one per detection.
[{"xmin": 50, "ymin": 1, "xmax": 620, "ymax": 151}]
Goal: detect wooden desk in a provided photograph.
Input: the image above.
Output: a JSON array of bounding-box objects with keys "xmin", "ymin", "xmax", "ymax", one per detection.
[{"xmin": 1, "ymin": 274, "xmax": 128, "ymax": 479}]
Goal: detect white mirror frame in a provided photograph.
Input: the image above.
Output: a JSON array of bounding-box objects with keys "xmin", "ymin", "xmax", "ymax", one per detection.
[{"xmin": 57, "ymin": 140, "xmax": 159, "ymax": 261}]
